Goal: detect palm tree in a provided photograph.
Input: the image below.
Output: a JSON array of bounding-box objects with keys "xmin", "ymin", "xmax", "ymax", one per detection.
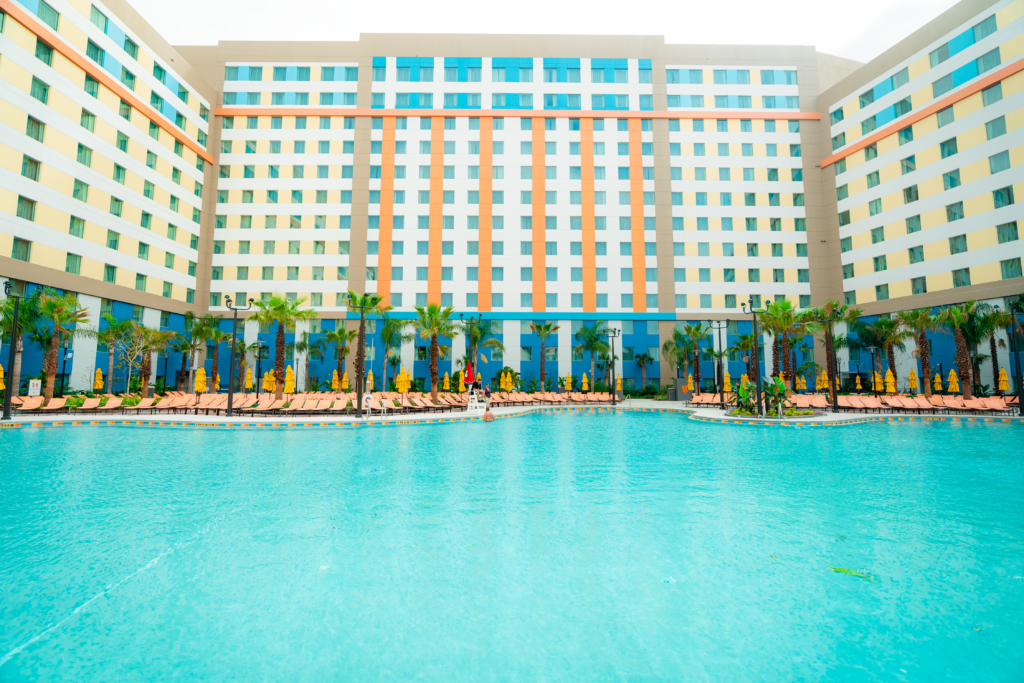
[
  {"xmin": 464, "ymin": 318, "xmax": 506, "ymax": 373},
  {"xmin": 861, "ymin": 317, "xmax": 911, "ymax": 387},
  {"xmin": 814, "ymin": 299, "xmax": 863, "ymax": 392},
  {"xmin": 206, "ymin": 329, "xmax": 233, "ymax": 392},
  {"xmin": 529, "ymin": 322, "xmax": 560, "ymax": 388},
  {"xmin": 184, "ymin": 313, "xmax": 221, "ymax": 392},
  {"xmin": 681, "ymin": 323, "xmax": 710, "ymax": 390},
  {"xmin": 939, "ymin": 301, "xmax": 978, "ymax": 399},
  {"xmin": 346, "ymin": 291, "xmax": 384, "ymax": 397},
  {"xmin": 137, "ymin": 326, "xmax": 174, "ymax": 395},
  {"xmin": 976, "ymin": 307, "xmax": 1011, "ymax": 395},
  {"xmin": 573, "ymin": 321, "xmax": 609, "ymax": 386},
  {"xmin": 728, "ymin": 333, "xmax": 759, "ymax": 381},
  {"xmin": 169, "ymin": 332, "xmax": 201, "ymax": 392},
  {"xmin": 91, "ymin": 313, "xmax": 130, "ymax": 393},
  {"xmin": 291, "ymin": 330, "xmax": 326, "ymax": 391},
  {"xmin": 661, "ymin": 327, "xmax": 694, "ymax": 380},
  {"xmin": 36, "ymin": 291, "xmax": 90, "ymax": 401},
  {"xmin": 0, "ymin": 290, "xmax": 40, "ymax": 401},
  {"xmin": 232, "ymin": 339, "xmax": 257, "ymax": 391},
  {"xmin": 253, "ymin": 295, "xmax": 317, "ymax": 400},
  {"xmin": 388, "ymin": 353, "xmax": 402, "ymax": 388},
  {"xmin": 380, "ymin": 317, "xmax": 414, "ymax": 390},
  {"xmin": 322, "ymin": 326, "xmax": 357, "ymax": 385},
  {"xmin": 896, "ymin": 309, "xmax": 938, "ymax": 396},
  {"xmin": 635, "ymin": 352, "xmax": 653, "ymax": 390},
  {"xmin": 414, "ymin": 303, "xmax": 458, "ymax": 401}
]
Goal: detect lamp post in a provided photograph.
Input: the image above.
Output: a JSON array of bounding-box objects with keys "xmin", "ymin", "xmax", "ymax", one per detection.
[
  {"xmin": 867, "ymin": 345, "xmax": 879, "ymax": 399},
  {"xmin": 255, "ymin": 339, "xmax": 266, "ymax": 398},
  {"xmin": 59, "ymin": 340, "xmax": 73, "ymax": 398},
  {"xmin": 708, "ymin": 319, "xmax": 729, "ymax": 401},
  {"xmin": 2, "ymin": 280, "xmax": 25, "ymax": 421},
  {"xmin": 741, "ymin": 299, "xmax": 771, "ymax": 416},
  {"xmin": 809, "ymin": 308, "xmax": 842, "ymax": 412},
  {"xmin": 224, "ymin": 295, "xmax": 254, "ymax": 418},
  {"xmin": 608, "ymin": 328, "xmax": 620, "ymax": 405}
]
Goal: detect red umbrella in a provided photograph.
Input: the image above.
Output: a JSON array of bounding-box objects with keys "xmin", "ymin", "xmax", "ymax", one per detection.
[{"xmin": 465, "ymin": 362, "xmax": 475, "ymax": 385}]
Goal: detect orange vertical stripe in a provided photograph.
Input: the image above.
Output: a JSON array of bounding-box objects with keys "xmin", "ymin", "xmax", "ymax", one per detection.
[
  {"xmin": 478, "ymin": 118, "xmax": 493, "ymax": 312},
  {"xmin": 532, "ymin": 118, "xmax": 546, "ymax": 313},
  {"xmin": 427, "ymin": 117, "xmax": 445, "ymax": 304},
  {"xmin": 628, "ymin": 119, "xmax": 646, "ymax": 313},
  {"xmin": 579, "ymin": 120, "xmax": 596, "ymax": 312},
  {"xmin": 377, "ymin": 117, "xmax": 396, "ymax": 305}
]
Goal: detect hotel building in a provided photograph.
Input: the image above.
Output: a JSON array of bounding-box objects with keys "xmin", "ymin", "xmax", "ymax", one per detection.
[{"xmin": 1, "ymin": 0, "xmax": 1021, "ymax": 392}]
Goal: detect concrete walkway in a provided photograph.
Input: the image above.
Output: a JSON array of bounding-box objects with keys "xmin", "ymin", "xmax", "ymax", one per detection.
[{"xmin": 0, "ymin": 398, "xmax": 1019, "ymax": 430}]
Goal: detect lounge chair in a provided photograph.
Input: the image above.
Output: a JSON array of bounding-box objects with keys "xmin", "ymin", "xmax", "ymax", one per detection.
[
  {"xmin": 248, "ymin": 399, "xmax": 284, "ymax": 414},
  {"xmin": 93, "ymin": 397, "xmax": 124, "ymax": 413},
  {"xmin": 411, "ymin": 396, "xmax": 444, "ymax": 413},
  {"xmin": 124, "ymin": 397, "xmax": 157, "ymax": 414},
  {"xmin": 14, "ymin": 396, "xmax": 44, "ymax": 413},
  {"xmin": 982, "ymin": 397, "xmax": 1013, "ymax": 414},
  {"xmin": 36, "ymin": 397, "xmax": 69, "ymax": 413},
  {"xmin": 913, "ymin": 396, "xmax": 940, "ymax": 412},
  {"xmin": 942, "ymin": 396, "xmax": 969, "ymax": 412},
  {"xmin": 810, "ymin": 395, "xmax": 829, "ymax": 410},
  {"xmin": 962, "ymin": 398, "xmax": 992, "ymax": 413},
  {"xmin": 859, "ymin": 396, "xmax": 886, "ymax": 412},
  {"xmin": 929, "ymin": 395, "xmax": 946, "ymax": 409}
]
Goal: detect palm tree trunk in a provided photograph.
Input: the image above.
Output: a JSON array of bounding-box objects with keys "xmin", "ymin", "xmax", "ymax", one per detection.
[
  {"xmin": 954, "ymin": 329, "xmax": 973, "ymax": 399},
  {"xmin": 824, "ymin": 332, "xmax": 835, "ymax": 395},
  {"xmin": 140, "ymin": 353, "xmax": 151, "ymax": 395},
  {"xmin": 429, "ymin": 334, "xmax": 439, "ymax": 401},
  {"xmin": 107, "ymin": 350, "xmax": 116, "ymax": 394},
  {"xmin": 212, "ymin": 344, "xmax": 220, "ymax": 393},
  {"xmin": 590, "ymin": 352, "xmax": 596, "ymax": 390},
  {"xmin": 539, "ymin": 339, "xmax": 546, "ymax": 387},
  {"xmin": 772, "ymin": 337, "xmax": 781, "ymax": 378},
  {"xmin": 990, "ymin": 334, "xmax": 1001, "ymax": 395},
  {"xmin": 275, "ymin": 322, "xmax": 285, "ymax": 400},
  {"xmin": 692, "ymin": 349, "xmax": 701, "ymax": 389},
  {"xmin": 178, "ymin": 351, "xmax": 187, "ymax": 392},
  {"xmin": 918, "ymin": 331, "xmax": 932, "ymax": 397},
  {"xmin": 337, "ymin": 348, "xmax": 344, "ymax": 390},
  {"xmin": 641, "ymin": 364, "xmax": 647, "ymax": 389},
  {"xmin": 188, "ymin": 348, "xmax": 197, "ymax": 394},
  {"xmin": 356, "ymin": 317, "xmax": 366, "ymax": 396},
  {"xmin": 11, "ymin": 336, "xmax": 24, "ymax": 400},
  {"xmin": 43, "ymin": 328, "xmax": 59, "ymax": 401},
  {"xmin": 781, "ymin": 333, "xmax": 792, "ymax": 387},
  {"xmin": 887, "ymin": 346, "xmax": 898, "ymax": 388}
]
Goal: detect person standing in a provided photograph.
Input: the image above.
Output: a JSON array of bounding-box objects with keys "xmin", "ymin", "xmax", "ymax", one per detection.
[{"xmin": 483, "ymin": 383, "xmax": 491, "ymax": 409}]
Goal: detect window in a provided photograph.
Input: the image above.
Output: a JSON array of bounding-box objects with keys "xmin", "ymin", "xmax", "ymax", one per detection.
[
  {"xmin": 16, "ymin": 196, "xmax": 36, "ymax": 222},
  {"xmin": 909, "ymin": 246, "xmax": 924, "ymax": 264},
  {"xmin": 1001, "ymin": 259, "xmax": 1023, "ymax": 280},
  {"xmin": 983, "ymin": 83, "xmax": 1003, "ymax": 107},
  {"xmin": 952, "ymin": 268, "xmax": 971, "ymax": 288},
  {"xmin": 35, "ymin": 39, "xmax": 53, "ymax": 67},
  {"xmin": 986, "ymin": 116, "xmax": 1006, "ymax": 140},
  {"xmin": 949, "ymin": 234, "xmax": 967, "ymax": 255},
  {"xmin": 940, "ymin": 138, "xmax": 958, "ymax": 158},
  {"xmin": 994, "ymin": 186, "xmax": 1015, "ymax": 209},
  {"xmin": 997, "ymin": 222, "xmax": 1018, "ymax": 244},
  {"xmin": 901, "ymin": 156, "xmax": 916, "ymax": 175},
  {"xmin": 946, "ymin": 202, "xmax": 964, "ymax": 222},
  {"xmin": 937, "ymin": 107, "xmax": 955, "ymax": 128},
  {"xmin": 30, "ymin": 77, "xmax": 49, "ymax": 104},
  {"xmin": 20, "ymin": 156, "xmax": 40, "ymax": 182}
]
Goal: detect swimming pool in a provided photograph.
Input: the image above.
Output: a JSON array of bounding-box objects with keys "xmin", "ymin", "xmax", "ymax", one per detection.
[{"xmin": 2, "ymin": 413, "xmax": 1023, "ymax": 681}]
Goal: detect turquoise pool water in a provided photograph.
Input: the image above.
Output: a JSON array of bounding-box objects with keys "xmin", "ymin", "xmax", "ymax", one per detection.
[{"xmin": 1, "ymin": 413, "xmax": 1023, "ymax": 681}]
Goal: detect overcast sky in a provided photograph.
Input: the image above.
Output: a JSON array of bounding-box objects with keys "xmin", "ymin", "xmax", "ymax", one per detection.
[{"xmin": 136, "ymin": 0, "xmax": 959, "ymax": 64}]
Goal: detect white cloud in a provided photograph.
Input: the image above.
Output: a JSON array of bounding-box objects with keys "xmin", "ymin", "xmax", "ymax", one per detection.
[{"xmin": 137, "ymin": 0, "xmax": 959, "ymax": 64}]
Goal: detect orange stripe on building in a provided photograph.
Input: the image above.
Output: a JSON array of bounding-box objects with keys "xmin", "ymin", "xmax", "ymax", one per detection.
[
  {"xmin": 427, "ymin": 117, "xmax": 445, "ymax": 304},
  {"xmin": 532, "ymin": 118, "xmax": 546, "ymax": 313},
  {"xmin": 0, "ymin": 0, "xmax": 214, "ymax": 163},
  {"xmin": 579, "ymin": 119, "xmax": 596, "ymax": 312},
  {"xmin": 821, "ymin": 56, "xmax": 1024, "ymax": 168},
  {"xmin": 478, "ymin": 118, "xmax": 493, "ymax": 312},
  {"xmin": 376, "ymin": 117, "xmax": 396, "ymax": 305},
  {"xmin": 628, "ymin": 119, "xmax": 646, "ymax": 313},
  {"xmin": 215, "ymin": 108, "xmax": 820, "ymax": 122}
]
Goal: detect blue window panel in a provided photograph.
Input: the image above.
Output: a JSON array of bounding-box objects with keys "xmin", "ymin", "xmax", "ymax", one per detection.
[
  {"xmin": 396, "ymin": 57, "xmax": 435, "ymax": 81},
  {"xmin": 542, "ymin": 58, "xmax": 581, "ymax": 83},
  {"xmin": 443, "ymin": 57, "xmax": 482, "ymax": 82},
  {"xmin": 287, "ymin": 66, "xmax": 299, "ymax": 81},
  {"xmin": 874, "ymin": 105, "xmax": 896, "ymax": 127},
  {"xmin": 373, "ymin": 56, "xmax": 387, "ymax": 67},
  {"xmin": 948, "ymin": 27, "xmax": 976, "ymax": 58},
  {"xmin": 593, "ymin": 94, "xmax": 628, "ymax": 111},
  {"xmin": 638, "ymin": 59, "xmax": 652, "ymax": 70},
  {"xmin": 20, "ymin": 0, "xmax": 42, "ymax": 17},
  {"xmin": 873, "ymin": 77, "xmax": 893, "ymax": 100},
  {"xmin": 492, "ymin": 93, "xmax": 533, "ymax": 110},
  {"xmin": 395, "ymin": 93, "xmax": 436, "ymax": 109},
  {"xmin": 105, "ymin": 21, "xmax": 126, "ymax": 48},
  {"xmin": 235, "ymin": 66, "xmax": 251, "ymax": 81},
  {"xmin": 591, "ymin": 58, "xmax": 628, "ymax": 84},
  {"xmin": 639, "ymin": 95, "xmax": 653, "ymax": 111},
  {"xmin": 542, "ymin": 93, "xmax": 581, "ymax": 110},
  {"xmin": 161, "ymin": 100, "xmax": 178, "ymax": 120},
  {"xmin": 491, "ymin": 58, "xmax": 534, "ymax": 82},
  {"xmin": 443, "ymin": 93, "xmax": 481, "ymax": 109},
  {"xmin": 101, "ymin": 53, "xmax": 122, "ymax": 79},
  {"xmin": 952, "ymin": 60, "xmax": 979, "ymax": 88}
]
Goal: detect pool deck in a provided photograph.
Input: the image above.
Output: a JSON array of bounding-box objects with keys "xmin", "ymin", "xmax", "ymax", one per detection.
[{"xmin": 0, "ymin": 398, "xmax": 1019, "ymax": 429}]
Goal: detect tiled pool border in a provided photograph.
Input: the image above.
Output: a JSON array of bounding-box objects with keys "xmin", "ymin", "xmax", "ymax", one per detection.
[{"xmin": 0, "ymin": 404, "xmax": 1018, "ymax": 430}]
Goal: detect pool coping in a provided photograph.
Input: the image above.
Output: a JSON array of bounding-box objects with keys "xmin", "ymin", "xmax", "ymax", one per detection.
[{"xmin": 0, "ymin": 400, "xmax": 1019, "ymax": 430}]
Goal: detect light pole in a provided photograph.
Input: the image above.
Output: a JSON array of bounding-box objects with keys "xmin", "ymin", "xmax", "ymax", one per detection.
[
  {"xmin": 59, "ymin": 340, "xmax": 73, "ymax": 398},
  {"xmin": 2, "ymin": 280, "xmax": 24, "ymax": 421},
  {"xmin": 255, "ymin": 339, "xmax": 266, "ymax": 398},
  {"xmin": 708, "ymin": 319, "xmax": 729, "ymax": 402},
  {"xmin": 867, "ymin": 345, "xmax": 879, "ymax": 399},
  {"xmin": 224, "ymin": 295, "xmax": 254, "ymax": 417},
  {"xmin": 741, "ymin": 299, "xmax": 771, "ymax": 416},
  {"xmin": 602, "ymin": 327, "xmax": 618, "ymax": 403},
  {"xmin": 810, "ymin": 308, "xmax": 842, "ymax": 412}
]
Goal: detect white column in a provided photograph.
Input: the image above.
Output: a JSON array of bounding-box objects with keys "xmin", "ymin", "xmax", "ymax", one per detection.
[
  {"xmin": 609, "ymin": 320, "xmax": 624, "ymax": 380},
  {"xmin": 763, "ymin": 332, "xmax": 777, "ymax": 376},
  {"xmin": 451, "ymin": 326, "xmax": 466, "ymax": 369},
  {"xmin": 557, "ymin": 320, "xmax": 572, "ymax": 381},
  {"xmin": 504, "ymin": 319, "xmax": 521, "ymax": 375},
  {"xmin": 141, "ymin": 307, "xmax": 161, "ymax": 390},
  {"xmin": 70, "ymin": 294, "xmax": 102, "ymax": 392}
]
